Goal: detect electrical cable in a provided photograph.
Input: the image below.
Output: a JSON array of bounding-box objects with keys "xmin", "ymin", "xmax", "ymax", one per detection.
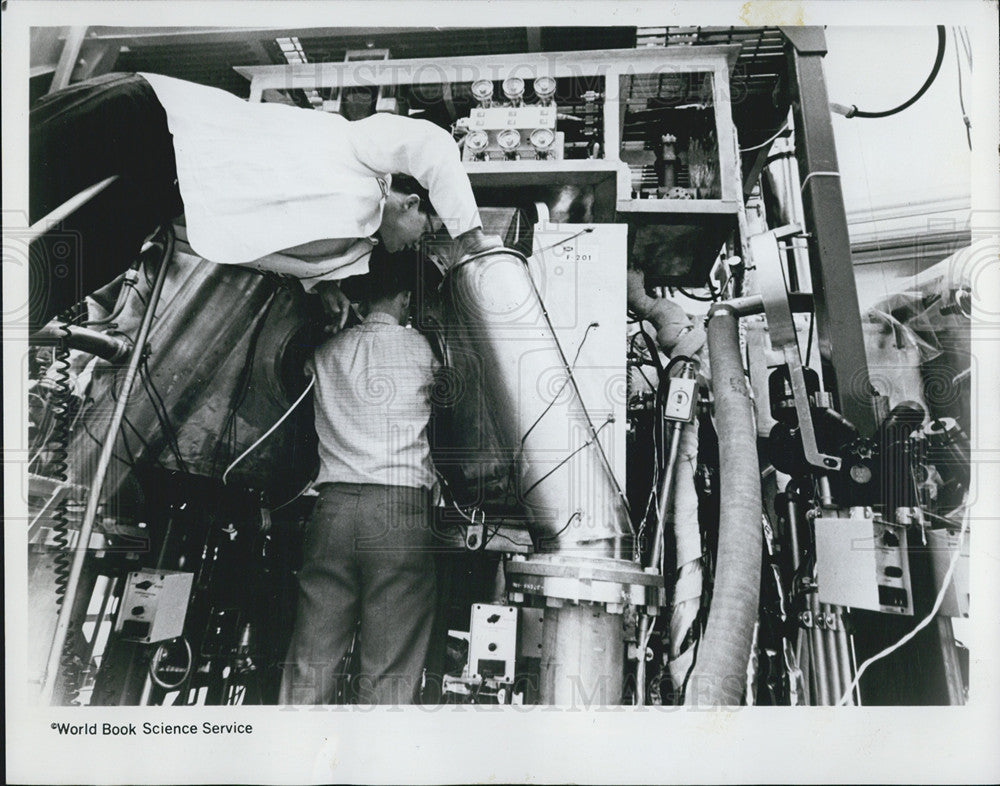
[
  {"xmin": 739, "ymin": 122, "xmax": 790, "ymax": 153},
  {"xmin": 804, "ymin": 311, "xmax": 816, "ymax": 367},
  {"xmin": 952, "ymin": 27, "xmax": 972, "ymax": 150},
  {"xmin": 520, "ymin": 416, "xmax": 614, "ymax": 500},
  {"xmin": 209, "ymin": 288, "xmax": 279, "ymax": 476},
  {"xmin": 518, "ymin": 321, "xmax": 599, "ymax": 449},
  {"xmin": 800, "ymin": 171, "xmax": 840, "ymax": 193},
  {"xmin": 836, "ymin": 508, "xmax": 970, "ymax": 705},
  {"xmin": 135, "ymin": 362, "xmax": 188, "ymax": 474},
  {"xmin": 222, "ymin": 376, "xmax": 316, "ymax": 485},
  {"xmin": 148, "ymin": 637, "xmax": 194, "ymax": 692},
  {"xmin": 837, "ymin": 26, "xmax": 946, "ymax": 119},
  {"xmin": 675, "ymin": 285, "xmax": 716, "ymax": 303}
]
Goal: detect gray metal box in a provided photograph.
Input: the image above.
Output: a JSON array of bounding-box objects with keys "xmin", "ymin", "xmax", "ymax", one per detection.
[
  {"xmin": 468, "ymin": 603, "xmax": 518, "ymax": 683},
  {"xmin": 115, "ymin": 569, "xmax": 194, "ymax": 643}
]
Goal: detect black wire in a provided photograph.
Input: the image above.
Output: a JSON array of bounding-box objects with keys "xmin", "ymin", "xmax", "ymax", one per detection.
[
  {"xmin": 804, "ymin": 312, "xmax": 816, "ymax": 367},
  {"xmin": 520, "ymin": 417, "xmax": 614, "ymax": 500},
  {"xmin": 675, "ymin": 285, "xmax": 716, "ymax": 302},
  {"xmin": 210, "ymin": 288, "xmax": 279, "ymax": 477},
  {"xmin": 80, "ymin": 419, "xmax": 133, "ymax": 467},
  {"xmin": 518, "ymin": 321, "xmax": 599, "ymax": 450},
  {"xmin": 537, "ymin": 510, "xmax": 583, "ymax": 548},
  {"xmin": 953, "ymin": 27, "xmax": 972, "ymax": 150},
  {"xmin": 136, "ymin": 362, "xmax": 189, "ymax": 474},
  {"xmin": 849, "ymin": 26, "xmax": 946, "ymax": 118}
]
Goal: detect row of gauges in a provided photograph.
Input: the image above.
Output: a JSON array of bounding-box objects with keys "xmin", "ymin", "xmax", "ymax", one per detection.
[
  {"xmin": 469, "ymin": 76, "xmax": 557, "ymax": 108},
  {"xmin": 460, "ymin": 77, "xmax": 561, "ymax": 161}
]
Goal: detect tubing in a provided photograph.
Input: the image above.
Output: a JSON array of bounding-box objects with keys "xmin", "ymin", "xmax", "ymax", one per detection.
[
  {"xmin": 33, "ymin": 322, "xmax": 133, "ymax": 363},
  {"xmin": 684, "ymin": 308, "xmax": 762, "ymax": 706}
]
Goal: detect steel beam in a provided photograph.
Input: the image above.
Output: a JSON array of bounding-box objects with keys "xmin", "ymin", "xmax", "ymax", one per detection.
[{"xmin": 783, "ymin": 27, "xmax": 879, "ymax": 436}]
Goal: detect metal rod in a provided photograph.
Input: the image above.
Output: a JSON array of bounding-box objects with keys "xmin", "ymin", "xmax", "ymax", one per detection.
[
  {"xmin": 41, "ymin": 231, "xmax": 172, "ymax": 705},
  {"xmin": 650, "ymin": 420, "xmax": 684, "ymax": 571},
  {"xmin": 26, "ymin": 176, "xmax": 119, "ymax": 245},
  {"xmin": 821, "ymin": 605, "xmax": 842, "ymax": 702},
  {"xmin": 635, "ymin": 615, "xmax": 651, "ymax": 705},
  {"xmin": 81, "ymin": 576, "xmax": 117, "ymax": 684},
  {"xmin": 834, "ymin": 608, "xmax": 856, "ymax": 705},
  {"xmin": 785, "ymin": 492, "xmax": 802, "ymax": 571},
  {"xmin": 809, "ymin": 595, "xmax": 830, "ymax": 705}
]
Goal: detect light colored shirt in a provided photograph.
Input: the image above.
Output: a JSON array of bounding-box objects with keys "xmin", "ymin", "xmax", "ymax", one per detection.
[
  {"xmin": 140, "ymin": 72, "xmax": 481, "ymax": 290},
  {"xmin": 307, "ymin": 311, "xmax": 440, "ymax": 489}
]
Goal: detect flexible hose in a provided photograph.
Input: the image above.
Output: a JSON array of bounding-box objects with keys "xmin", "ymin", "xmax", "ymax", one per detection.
[
  {"xmin": 836, "ymin": 26, "xmax": 946, "ymax": 119},
  {"xmin": 685, "ymin": 308, "xmax": 762, "ymax": 706}
]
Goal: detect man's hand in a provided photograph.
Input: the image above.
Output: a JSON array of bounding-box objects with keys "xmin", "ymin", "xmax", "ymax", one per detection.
[
  {"xmin": 314, "ymin": 280, "xmax": 352, "ymax": 334},
  {"xmin": 454, "ymin": 227, "xmax": 503, "ymax": 261}
]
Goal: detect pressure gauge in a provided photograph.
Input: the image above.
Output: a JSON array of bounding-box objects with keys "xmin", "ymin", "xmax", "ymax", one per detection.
[
  {"xmin": 497, "ymin": 128, "xmax": 522, "ymax": 156},
  {"xmin": 529, "ymin": 127, "xmax": 556, "ymax": 157},
  {"xmin": 502, "ymin": 77, "xmax": 525, "ymax": 105},
  {"xmin": 533, "ymin": 75, "xmax": 557, "ymax": 105},
  {"xmin": 465, "ymin": 130, "xmax": 489, "ymax": 157},
  {"xmin": 471, "ymin": 79, "xmax": 494, "ymax": 106}
]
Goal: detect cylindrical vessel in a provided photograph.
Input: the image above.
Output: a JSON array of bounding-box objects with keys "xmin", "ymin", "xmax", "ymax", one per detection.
[
  {"xmin": 540, "ymin": 604, "xmax": 624, "ymax": 705},
  {"xmin": 444, "ymin": 249, "xmax": 632, "ymax": 557}
]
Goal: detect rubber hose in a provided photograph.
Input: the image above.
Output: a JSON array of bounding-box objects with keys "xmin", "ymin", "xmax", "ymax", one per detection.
[{"xmin": 685, "ymin": 309, "xmax": 762, "ymax": 706}]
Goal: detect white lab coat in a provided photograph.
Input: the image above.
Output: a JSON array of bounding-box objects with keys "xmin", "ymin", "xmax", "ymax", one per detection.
[{"xmin": 140, "ymin": 73, "xmax": 481, "ymax": 286}]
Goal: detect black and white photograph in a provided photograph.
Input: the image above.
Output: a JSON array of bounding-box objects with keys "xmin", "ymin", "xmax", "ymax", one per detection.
[{"xmin": 4, "ymin": 1, "xmax": 999, "ymax": 783}]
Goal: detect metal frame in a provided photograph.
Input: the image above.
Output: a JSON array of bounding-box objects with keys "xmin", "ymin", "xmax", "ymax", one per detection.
[
  {"xmin": 781, "ymin": 27, "xmax": 879, "ymax": 437},
  {"xmin": 235, "ymin": 46, "xmax": 742, "ymax": 217}
]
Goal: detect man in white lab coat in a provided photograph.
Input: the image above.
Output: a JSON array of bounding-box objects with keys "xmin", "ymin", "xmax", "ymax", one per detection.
[{"xmin": 28, "ymin": 72, "xmax": 497, "ymax": 330}]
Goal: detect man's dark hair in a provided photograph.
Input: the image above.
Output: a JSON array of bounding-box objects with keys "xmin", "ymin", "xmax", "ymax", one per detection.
[
  {"xmin": 359, "ymin": 243, "xmax": 420, "ymax": 304},
  {"xmin": 390, "ymin": 173, "xmax": 434, "ymax": 216}
]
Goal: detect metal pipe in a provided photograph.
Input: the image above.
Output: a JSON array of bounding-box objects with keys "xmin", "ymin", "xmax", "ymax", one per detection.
[
  {"xmin": 821, "ymin": 605, "xmax": 842, "ymax": 702},
  {"xmin": 41, "ymin": 230, "xmax": 172, "ymax": 705},
  {"xmin": 26, "ymin": 176, "xmax": 119, "ymax": 246},
  {"xmin": 32, "ymin": 322, "xmax": 133, "ymax": 363},
  {"xmin": 684, "ymin": 309, "xmax": 762, "ymax": 706},
  {"xmin": 650, "ymin": 419, "xmax": 684, "ymax": 571},
  {"xmin": 809, "ymin": 596, "xmax": 830, "ymax": 705},
  {"xmin": 81, "ymin": 576, "xmax": 117, "ymax": 685},
  {"xmin": 635, "ymin": 615, "xmax": 651, "ymax": 705},
  {"xmin": 834, "ymin": 609, "xmax": 856, "ymax": 705}
]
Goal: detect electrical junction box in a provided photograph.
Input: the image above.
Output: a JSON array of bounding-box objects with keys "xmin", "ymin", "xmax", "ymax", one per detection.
[
  {"xmin": 467, "ymin": 603, "xmax": 518, "ymax": 683},
  {"xmin": 814, "ymin": 515, "xmax": 913, "ymax": 615},
  {"xmin": 115, "ymin": 569, "xmax": 194, "ymax": 643}
]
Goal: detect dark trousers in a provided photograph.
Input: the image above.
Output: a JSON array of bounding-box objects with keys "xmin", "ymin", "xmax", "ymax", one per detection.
[
  {"xmin": 28, "ymin": 73, "xmax": 183, "ymax": 330},
  {"xmin": 279, "ymin": 483, "xmax": 437, "ymax": 705}
]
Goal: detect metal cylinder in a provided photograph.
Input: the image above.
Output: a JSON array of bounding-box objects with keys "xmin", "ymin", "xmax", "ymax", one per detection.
[
  {"xmin": 446, "ymin": 249, "xmax": 632, "ymax": 557},
  {"xmin": 540, "ymin": 604, "xmax": 624, "ymax": 705}
]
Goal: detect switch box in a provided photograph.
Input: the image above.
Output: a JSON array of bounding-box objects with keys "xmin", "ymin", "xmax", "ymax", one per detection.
[
  {"xmin": 115, "ymin": 569, "xmax": 194, "ymax": 643},
  {"xmin": 467, "ymin": 603, "xmax": 518, "ymax": 683},
  {"xmin": 815, "ymin": 515, "xmax": 913, "ymax": 615}
]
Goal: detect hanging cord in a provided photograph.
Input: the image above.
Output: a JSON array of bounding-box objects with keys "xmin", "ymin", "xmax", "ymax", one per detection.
[
  {"xmin": 952, "ymin": 27, "xmax": 972, "ymax": 150},
  {"xmin": 222, "ymin": 376, "xmax": 316, "ymax": 485},
  {"xmin": 836, "ymin": 510, "xmax": 970, "ymax": 705},
  {"xmin": 832, "ymin": 26, "xmax": 946, "ymax": 119},
  {"xmin": 739, "ymin": 121, "xmax": 790, "ymax": 153}
]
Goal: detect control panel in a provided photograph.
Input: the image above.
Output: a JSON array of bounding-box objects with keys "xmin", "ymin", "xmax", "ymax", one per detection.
[{"xmin": 115, "ymin": 569, "xmax": 195, "ymax": 643}]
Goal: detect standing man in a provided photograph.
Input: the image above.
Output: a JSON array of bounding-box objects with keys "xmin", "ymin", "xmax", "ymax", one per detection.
[
  {"xmin": 28, "ymin": 72, "xmax": 498, "ymax": 330},
  {"xmin": 279, "ymin": 248, "xmax": 441, "ymax": 705}
]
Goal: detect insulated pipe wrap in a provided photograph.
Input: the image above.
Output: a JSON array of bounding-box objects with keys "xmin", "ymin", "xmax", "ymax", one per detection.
[{"xmin": 685, "ymin": 309, "xmax": 762, "ymax": 706}]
